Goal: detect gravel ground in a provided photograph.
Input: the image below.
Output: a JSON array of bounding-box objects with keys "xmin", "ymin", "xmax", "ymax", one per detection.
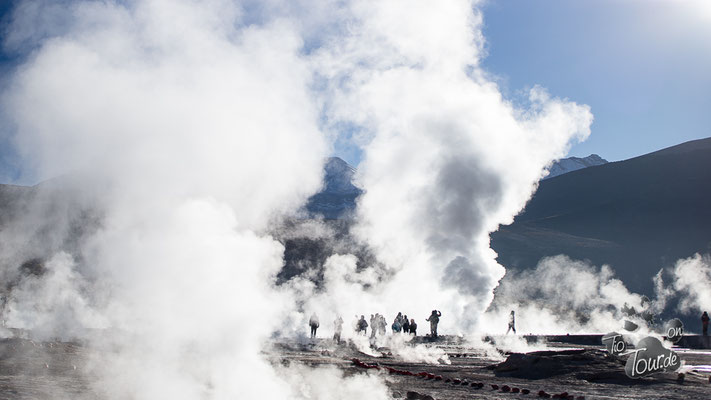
[{"xmin": 1, "ymin": 334, "xmax": 709, "ymax": 399}]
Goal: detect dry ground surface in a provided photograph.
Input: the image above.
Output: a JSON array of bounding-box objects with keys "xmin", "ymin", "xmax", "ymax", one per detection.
[
  {"xmin": 270, "ymin": 335, "xmax": 711, "ymax": 400},
  {"xmin": 1, "ymin": 334, "xmax": 710, "ymax": 399}
]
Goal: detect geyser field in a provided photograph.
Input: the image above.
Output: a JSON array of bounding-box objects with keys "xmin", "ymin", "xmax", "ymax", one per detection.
[
  {"xmin": 2, "ymin": 330, "xmax": 711, "ymax": 399},
  {"xmin": 0, "ymin": 0, "xmax": 709, "ymax": 399}
]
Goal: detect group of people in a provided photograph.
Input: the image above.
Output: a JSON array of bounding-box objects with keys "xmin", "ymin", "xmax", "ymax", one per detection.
[
  {"xmin": 307, "ymin": 309, "xmax": 444, "ymax": 341},
  {"xmin": 390, "ymin": 312, "xmax": 417, "ymax": 335},
  {"xmin": 352, "ymin": 312, "xmax": 418, "ymax": 337},
  {"xmin": 317, "ymin": 309, "xmax": 711, "ymax": 340}
]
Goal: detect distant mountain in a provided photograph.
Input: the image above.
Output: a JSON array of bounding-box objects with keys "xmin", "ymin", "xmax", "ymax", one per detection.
[
  {"xmin": 491, "ymin": 137, "xmax": 711, "ymax": 295},
  {"xmin": 305, "ymin": 157, "xmax": 362, "ymax": 219},
  {"xmin": 544, "ymin": 154, "xmax": 608, "ymax": 179}
]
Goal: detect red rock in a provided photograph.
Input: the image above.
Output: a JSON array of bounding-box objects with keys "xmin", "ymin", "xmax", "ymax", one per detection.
[
  {"xmin": 501, "ymin": 385, "xmax": 511, "ymax": 392},
  {"xmin": 491, "ymin": 384, "xmax": 499, "ymax": 390},
  {"xmin": 512, "ymin": 387, "xmax": 520, "ymax": 393}
]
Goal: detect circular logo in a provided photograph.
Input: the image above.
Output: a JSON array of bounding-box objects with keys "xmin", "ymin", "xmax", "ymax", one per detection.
[{"xmin": 665, "ymin": 318, "xmax": 684, "ymax": 343}]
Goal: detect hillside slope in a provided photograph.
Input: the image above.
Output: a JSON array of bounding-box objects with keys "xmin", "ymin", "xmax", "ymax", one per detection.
[{"xmin": 491, "ymin": 137, "xmax": 711, "ymax": 293}]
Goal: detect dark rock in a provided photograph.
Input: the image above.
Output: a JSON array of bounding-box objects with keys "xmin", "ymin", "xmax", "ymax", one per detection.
[{"xmin": 495, "ymin": 349, "xmax": 626, "ymax": 381}]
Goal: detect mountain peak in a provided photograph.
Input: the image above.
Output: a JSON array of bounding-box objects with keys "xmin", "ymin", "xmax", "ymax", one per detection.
[
  {"xmin": 544, "ymin": 154, "xmax": 608, "ymax": 180},
  {"xmin": 304, "ymin": 157, "xmax": 362, "ymax": 219}
]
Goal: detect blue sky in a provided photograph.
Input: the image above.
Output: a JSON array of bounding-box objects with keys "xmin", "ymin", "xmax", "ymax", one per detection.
[
  {"xmin": 1, "ymin": 1, "xmax": 710, "ymax": 181},
  {"xmin": 479, "ymin": 0, "xmax": 711, "ymax": 162}
]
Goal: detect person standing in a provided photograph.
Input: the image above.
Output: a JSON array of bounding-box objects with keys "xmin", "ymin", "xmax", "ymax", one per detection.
[
  {"xmin": 506, "ymin": 310, "xmax": 516, "ymax": 334},
  {"xmin": 702, "ymin": 311, "xmax": 709, "ymax": 336},
  {"xmin": 392, "ymin": 317, "xmax": 402, "ymax": 333},
  {"xmin": 402, "ymin": 315, "xmax": 410, "ymax": 334},
  {"xmin": 426, "ymin": 310, "xmax": 442, "ymax": 337},
  {"xmin": 410, "ymin": 319, "xmax": 417, "ymax": 336},
  {"xmin": 333, "ymin": 316, "xmax": 344, "ymax": 343},
  {"xmin": 309, "ymin": 313, "xmax": 320, "ymax": 338},
  {"xmin": 357, "ymin": 315, "xmax": 368, "ymax": 335}
]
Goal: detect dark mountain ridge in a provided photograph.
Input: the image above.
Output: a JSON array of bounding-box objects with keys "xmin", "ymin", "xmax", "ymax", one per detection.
[{"xmin": 491, "ymin": 137, "xmax": 711, "ymax": 294}]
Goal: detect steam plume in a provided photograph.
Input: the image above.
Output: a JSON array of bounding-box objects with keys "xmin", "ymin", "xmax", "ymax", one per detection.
[{"xmin": 0, "ymin": 0, "xmax": 595, "ymax": 398}]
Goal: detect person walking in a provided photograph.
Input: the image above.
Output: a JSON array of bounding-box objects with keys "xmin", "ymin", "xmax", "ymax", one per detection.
[
  {"xmin": 426, "ymin": 310, "xmax": 442, "ymax": 337},
  {"xmin": 702, "ymin": 311, "xmax": 709, "ymax": 336},
  {"xmin": 506, "ymin": 310, "xmax": 516, "ymax": 334}
]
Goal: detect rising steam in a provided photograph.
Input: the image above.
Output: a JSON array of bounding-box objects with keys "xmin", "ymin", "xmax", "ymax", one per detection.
[{"xmin": 1, "ymin": 0, "xmax": 595, "ymax": 398}]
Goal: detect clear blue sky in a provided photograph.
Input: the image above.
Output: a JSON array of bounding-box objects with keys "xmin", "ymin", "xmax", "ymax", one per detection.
[{"xmin": 479, "ymin": 0, "xmax": 711, "ymax": 162}]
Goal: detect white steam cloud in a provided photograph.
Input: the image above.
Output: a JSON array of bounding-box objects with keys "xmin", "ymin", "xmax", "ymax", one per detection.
[
  {"xmin": 311, "ymin": 1, "xmax": 593, "ymax": 334},
  {"xmin": 671, "ymin": 253, "xmax": 711, "ymax": 314},
  {"xmin": 1, "ymin": 0, "xmax": 595, "ymax": 398},
  {"xmin": 1, "ymin": 0, "xmax": 339, "ymax": 398},
  {"xmin": 487, "ymin": 255, "xmax": 653, "ymax": 335}
]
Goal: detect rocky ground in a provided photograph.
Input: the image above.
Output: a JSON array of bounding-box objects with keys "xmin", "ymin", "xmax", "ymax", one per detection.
[
  {"xmin": 270, "ymin": 335, "xmax": 711, "ymax": 400},
  {"xmin": 1, "ymin": 333, "xmax": 710, "ymax": 399}
]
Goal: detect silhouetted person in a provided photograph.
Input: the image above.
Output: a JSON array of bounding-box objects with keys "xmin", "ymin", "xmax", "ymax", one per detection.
[
  {"xmin": 426, "ymin": 310, "xmax": 442, "ymax": 337},
  {"xmin": 702, "ymin": 312, "xmax": 710, "ymax": 336},
  {"xmin": 309, "ymin": 313, "xmax": 320, "ymax": 338},
  {"xmin": 410, "ymin": 319, "xmax": 417, "ymax": 336},
  {"xmin": 506, "ymin": 310, "xmax": 516, "ymax": 334},
  {"xmin": 333, "ymin": 316, "xmax": 343, "ymax": 343},
  {"xmin": 357, "ymin": 315, "xmax": 368, "ymax": 335},
  {"xmin": 370, "ymin": 314, "xmax": 377, "ymax": 338},
  {"xmin": 402, "ymin": 315, "xmax": 410, "ymax": 333}
]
